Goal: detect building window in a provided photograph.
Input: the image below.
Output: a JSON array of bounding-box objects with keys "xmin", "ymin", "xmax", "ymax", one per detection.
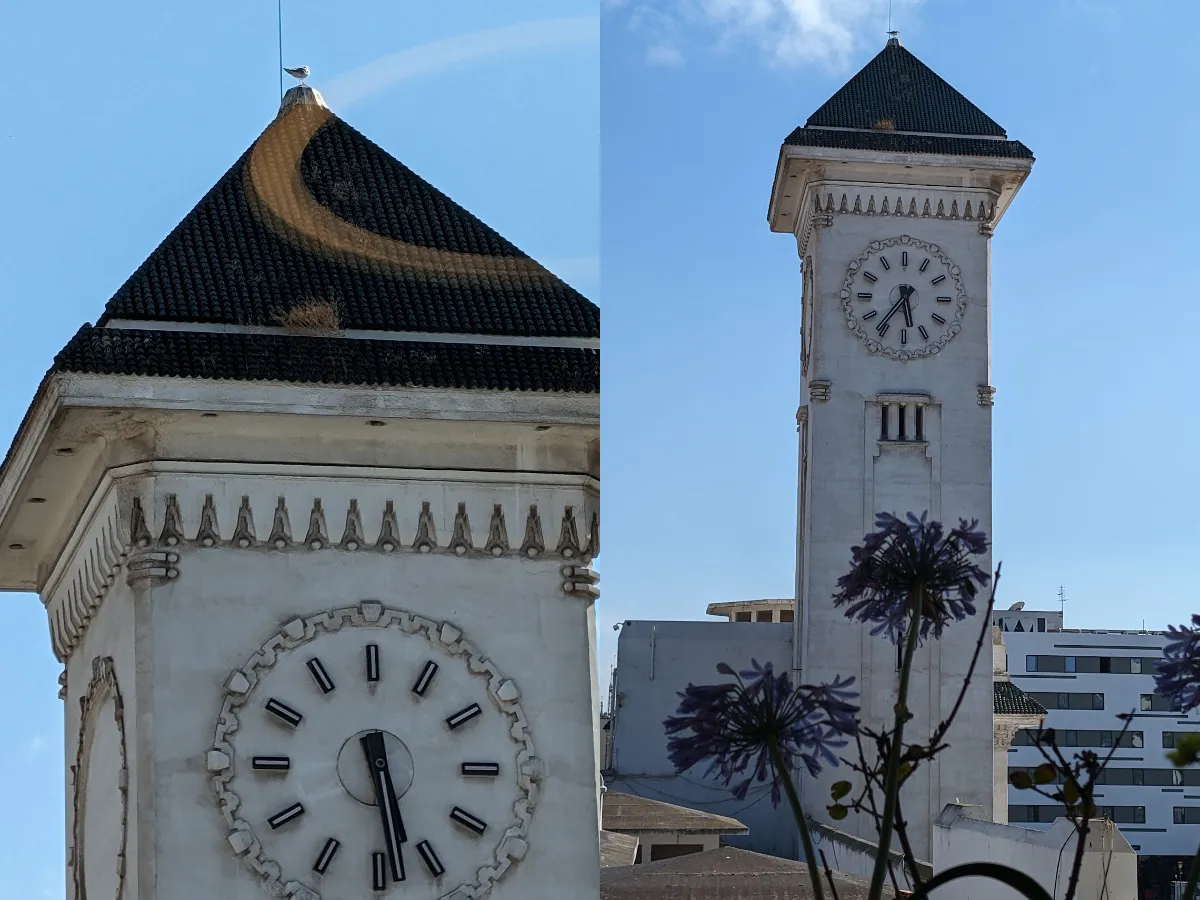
[
  {"xmin": 1025, "ymin": 654, "xmax": 1164, "ymax": 675},
  {"xmin": 880, "ymin": 405, "xmax": 889, "ymax": 440},
  {"xmin": 1142, "ymin": 693, "xmax": 1180, "ymax": 712},
  {"xmin": 1027, "ymin": 692, "xmax": 1104, "ymax": 711},
  {"xmin": 1175, "ymin": 808, "xmax": 1200, "ymax": 826},
  {"xmin": 1037, "ymin": 617, "xmax": 1046, "ymax": 632},
  {"xmin": 756, "ymin": 611, "xmax": 773, "ymax": 623},
  {"xmin": 1164, "ymin": 731, "xmax": 1200, "ymax": 749},
  {"xmin": 779, "ymin": 609, "xmax": 795, "ymax": 623},
  {"xmin": 735, "ymin": 612, "xmax": 752, "ymax": 622},
  {"xmin": 897, "ymin": 405, "xmax": 907, "ymax": 441},
  {"xmin": 914, "ymin": 405, "xmax": 924, "ymax": 441},
  {"xmin": 649, "ymin": 844, "xmax": 705, "ymax": 861},
  {"xmin": 1012, "ymin": 728, "xmax": 1143, "ymax": 749}
]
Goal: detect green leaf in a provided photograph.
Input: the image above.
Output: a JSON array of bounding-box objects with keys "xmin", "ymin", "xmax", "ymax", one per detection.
[
  {"xmin": 828, "ymin": 803, "xmax": 848, "ymax": 821},
  {"xmin": 898, "ymin": 762, "xmax": 913, "ymax": 779},
  {"xmin": 1009, "ymin": 771, "xmax": 1033, "ymax": 790},
  {"xmin": 1169, "ymin": 733, "xmax": 1200, "ymax": 768},
  {"xmin": 1063, "ymin": 780, "xmax": 1080, "ymax": 805},
  {"xmin": 831, "ymin": 780, "xmax": 852, "ymax": 801},
  {"xmin": 1033, "ymin": 764, "xmax": 1057, "ymax": 785}
]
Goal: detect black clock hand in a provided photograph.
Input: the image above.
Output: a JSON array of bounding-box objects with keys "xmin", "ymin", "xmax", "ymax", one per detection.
[
  {"xmin": 360, "ymin": 731, "xmax": 407, "ymax": 883},
  {"xmin": 877, "ymin": 294, "xmax": 907, "ymax": 330},
  {"xmin": 900, "ymin": 286, "xmax": 914, "ymax": 327}
]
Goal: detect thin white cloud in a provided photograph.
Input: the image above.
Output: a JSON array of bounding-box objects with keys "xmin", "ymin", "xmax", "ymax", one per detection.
[
  {"xmin": 323, "ymin": 17, "xmax": 599, "ymax": 109},
  {"xmin": 24, "ymin": 735, "xmax": 48, "ymax": 759},
  {"xmin": 612, "ymin": 0, "xmax": 922, "ymax": 70},
  {"xmin": 628, "ymin": 5, "xmax": 686, "ymax": 66}
]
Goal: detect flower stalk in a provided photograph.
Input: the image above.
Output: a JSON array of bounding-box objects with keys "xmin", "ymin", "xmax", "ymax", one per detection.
[
  {"xmin": 767, "ymin": 740, "xmax": 826, "ymax": 900},
  {"xmin": 867, "ymin": 583, "xmax": 923, "ymax": 900}
]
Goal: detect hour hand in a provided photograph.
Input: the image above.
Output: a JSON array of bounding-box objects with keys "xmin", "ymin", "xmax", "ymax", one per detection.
[
  {"xmin": 360, "ymin": 731, "xmax": 407, "ymax": 883},
  {"xmin": 900, "ymin": 287, "xmax": 914, "ymax": 326}
]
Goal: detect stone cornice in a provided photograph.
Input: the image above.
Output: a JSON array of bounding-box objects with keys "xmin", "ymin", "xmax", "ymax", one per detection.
[
  {"xmin": 41, "ymin": 462, "xmax": 599, "ymax": 662},
  {"xmin": 795, "ymin": 182, "xmax": 999, "ymax": 255}
]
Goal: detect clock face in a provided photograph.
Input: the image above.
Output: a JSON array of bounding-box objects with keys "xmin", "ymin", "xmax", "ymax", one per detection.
[
  {"xmin": 208, "ymin": 604, "xmax": 539, "ymax": 900},
  {"xmin": 841, "ymin": 236, "xmax": 967, "ymax": 360}
]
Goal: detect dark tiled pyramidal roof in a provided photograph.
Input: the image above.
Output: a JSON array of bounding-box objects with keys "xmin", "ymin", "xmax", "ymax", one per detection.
[
  {"xmin": 995, "ymin": 680, "xmax": 1047, "ymax": 716},
  {"xmin": 49, "ymin": 86, "xmax": 598, "ymax": 394},
  {"xmin": 99, "ymin": 93, "xmax": 597, "ymax": 338},
  {"xmin": 785, "ymin": 39, "xmax": 1033, "ymax": 160}
]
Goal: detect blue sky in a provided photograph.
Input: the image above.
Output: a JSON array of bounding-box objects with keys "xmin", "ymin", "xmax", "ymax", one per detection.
[{"xmin": 0, "ymin": 3, "xmax": 596, "ymax": 897}]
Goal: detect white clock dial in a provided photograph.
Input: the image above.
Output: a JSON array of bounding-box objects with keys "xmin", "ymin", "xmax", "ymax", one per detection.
[
  {"xmin": 841, "ymin": 236, "xmax": 967, "ymax": 360},
  {"xmin": 208, "ymin": 604, "xmax": 540, "ymax": 900}
]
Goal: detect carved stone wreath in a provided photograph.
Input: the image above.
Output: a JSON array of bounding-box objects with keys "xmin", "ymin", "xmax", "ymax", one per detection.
[
  {"xmin": 841, "ymin": 235, "xmax": 968, "ymax": 361},
  {"xmin": 207, "ymin": 603, "xmax": 540, "ymax": 900},
  {"xmin": 73, "ymin": 656, "xmax": 129, "ymax": 900}
]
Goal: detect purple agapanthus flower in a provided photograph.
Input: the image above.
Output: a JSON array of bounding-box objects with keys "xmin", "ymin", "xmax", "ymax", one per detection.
[
  {"xmin": 664, "ymin": 660, "xmax": 859, "ymax": 805},
  {"xmin": 1154, "ymin": 615, "xmax": 1200, "ymax": 713},
  {"xmin": 832, "ymin": 511, "xmax": 990, "ymax": 645}
]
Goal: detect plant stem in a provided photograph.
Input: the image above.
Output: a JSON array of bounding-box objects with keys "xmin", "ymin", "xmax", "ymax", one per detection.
[
  {"xmin": 1182, "ymin": 839, "xmax": 1200, "ymax": 900},
  {"xmin": 769, "ymin": 740, "xmax": 825, "ymax": 900},
  {"xmin": 867, "ymin": 585, "xmax": 924, "ymax": 900}
]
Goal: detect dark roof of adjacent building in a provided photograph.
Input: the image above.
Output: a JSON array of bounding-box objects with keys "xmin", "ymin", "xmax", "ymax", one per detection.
[
  {"xmin": 599, "ymin": 847, "xmax": 905, "ymax": 900},
  {"xmin": 995, "ymin": 680, "xmax": 1048, "ymax": 716},
  {"xmin": 785, "ymin": 39, "xmax": 1033, "ymax": 160},
  {"xmin": 602, "ymin": 792, "xmax": 749, "ymax": 836},
  {"xmin": 99, "ymin": 88, "xmax": 597, "ymax": 339},
  {"xmin": 600, "ymin": 830, "xmax": 641, "ymax": 868}
]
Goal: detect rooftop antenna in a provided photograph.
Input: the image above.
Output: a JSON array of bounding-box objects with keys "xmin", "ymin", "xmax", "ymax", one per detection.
[
  {"xmin": 1057, "ymin": 585, "xmax": 1069, "ymax": 621},
  {"xmin": 887, "ymin": 0, "xmax": 898, "ymax": 41}
]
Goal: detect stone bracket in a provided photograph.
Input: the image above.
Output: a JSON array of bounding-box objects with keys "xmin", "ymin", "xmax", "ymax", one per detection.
[
  {"xmin": 561, "ymin": 565, "xmax": 600, "ymax": 600},
  {"xmin": 125, "ymin": 549, "xmax": 180, "ymax": 587}
]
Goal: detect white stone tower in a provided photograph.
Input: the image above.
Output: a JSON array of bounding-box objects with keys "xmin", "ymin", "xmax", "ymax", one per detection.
[
  {"xmin": 767, "ymin": 39, "xmax": 1033, "ymax": 859},
  {"xmin": 0, "ymin": 85, "xmax": 601, "ymax": 900}
]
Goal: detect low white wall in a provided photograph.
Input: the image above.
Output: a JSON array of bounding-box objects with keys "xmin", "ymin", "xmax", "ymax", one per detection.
[
  {"xmin": 933, "ymin": 804, "xmax": 1137, "ymax": 900},
  {"xmin": 812, "ymin": 821, "xmax": 931, "ymax": 891}
]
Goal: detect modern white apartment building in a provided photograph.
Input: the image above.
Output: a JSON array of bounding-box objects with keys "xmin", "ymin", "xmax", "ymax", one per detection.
[{"xmin": 998, "ymin": 608, "xmax": 1200, "ymax": 898}]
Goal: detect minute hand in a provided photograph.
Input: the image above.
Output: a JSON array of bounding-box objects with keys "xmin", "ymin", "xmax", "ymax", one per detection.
[
  {"xmin": 876, "ymin": 294, "xmax": 907, "ymax": 330},
  {"xmin": 361, "ymin": 732, "xmax": 407, "ymax": 883}
]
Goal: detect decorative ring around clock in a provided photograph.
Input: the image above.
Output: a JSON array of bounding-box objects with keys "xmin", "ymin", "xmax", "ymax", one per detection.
[
  {"xmin": 206, "ymin": 602, "xmax": 541, "ymax": 900},
  {"xmin": 840, "ymin": 235, "xmax": 968, "ymax": 361}
]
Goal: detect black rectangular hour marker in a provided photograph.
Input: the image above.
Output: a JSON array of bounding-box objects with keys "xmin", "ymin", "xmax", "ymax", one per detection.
[
  {"xmin": 313, "ymin": 838, "xmax": 340, "ymax": 874},
  {"xmin": 265, "ymin": 698, "xmax": 303, "ymax": 728},
  {"xmin": 900, "ymin": 329, "xmax": 907, "ymax": 345},
  {"xmin": 862, "ymin": 310, "xmax": 878, "ymax": 321},
  {"xmin": 936, "ymin": 296, "xmax": 952, "ymax": 303},
  {"xmin": 446, "ymin": 704, "xmax": 483, "ymax": 730},
  {"xmin": 879, "ymin": 256, "xmax": 890, "ymax": 270},
  {"xmin": 462, "ymin": 762, "xmax": 501, "ymax": 777},
  {"xmin": 919, "ymin": 258, "xmax": 930, "ymax": 272},
  {"xmin": 856, "ymin": 292, "xmax": 872, "ymax": 300},
  {"xmin": 931, "ymin": 313, "xmax": 946, "ymax": 325},
  {"xmin": 930, "ymin": 274, "xmax": 946, "ymax": 285},
  {"xmin": 306, "ymin": 658, "xmax": 335, "ymax": 695},
  {"xmin": 412, "ymin": 661, "xmax": 438, "ymax": 697},
  {"xmin": 862, "ymin": 271, "xmax": 878, "ymax": 283},
  {"xmin": 450, "ymin": 806, "xmax": 487, "ymax": 836},
  {"xmin": 876, "ymin": 323, "xmax": 890, "ymax": 337},
  {"xmin": 901, "ymin": 251, "xmax": 908, "ymax": 268},
  {"xmin": 918, "ymin": 326, "xmax": 929, "ymax": 340},
  {"xmin": 417, "ymin": 841, "xmax": 446, "ymax": 877},
  {"xmin": 365, "ymin": 644, "xmax": 380, "ymax": 683},
  {"xmin": 267, "ymin": 802, "xmax": 305, "ymax": 830},
  {"xmin": 252, "ymin": 756, "xmax": 291, "ymax": 772},
  {"xmin": 372, "ymin": 852, "xmax": 387, "ymax": 891}
]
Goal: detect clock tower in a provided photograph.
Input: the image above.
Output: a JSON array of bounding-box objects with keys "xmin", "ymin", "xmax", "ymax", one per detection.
[
  {"xmin": 0, "ymin": 85, "xmax": 601, "ymax": 900},
  {"xmin": 768, "ymin": 38, "xmax": 1033, "ymax": 859}
]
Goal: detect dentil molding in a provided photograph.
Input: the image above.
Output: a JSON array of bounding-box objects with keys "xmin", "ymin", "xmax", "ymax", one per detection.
[
  {"xmin": 796, "ymin": 183, "xmax": 999, "ymax": 254},
  {"xmin": 70, "ymin": 656, "xmax": 129, "ymax": 900},
  {"xmin": 206, "ymin": 602, "xmax": 542, "ymax": 900},
  {"xmin": 45, "ymin": 486, "xmax": 599, "ymax": 663}
]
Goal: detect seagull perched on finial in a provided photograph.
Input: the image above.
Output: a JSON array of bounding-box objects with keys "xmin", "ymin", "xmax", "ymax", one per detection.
[{"xmin": 283, "ymin": 65, "xmax": 310, "ymax": 82}]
